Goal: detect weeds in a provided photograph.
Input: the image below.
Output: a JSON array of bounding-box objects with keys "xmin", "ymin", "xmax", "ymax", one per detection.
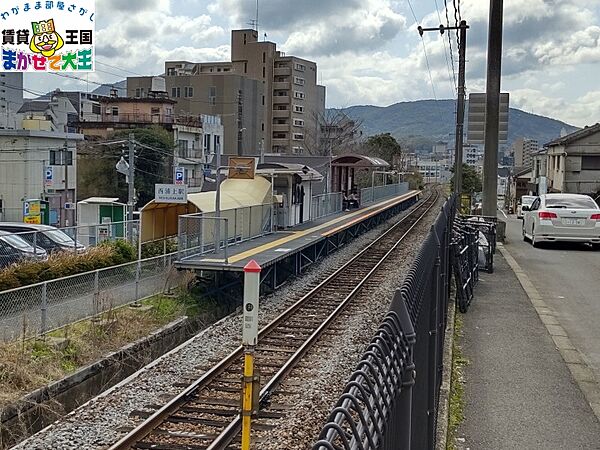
[{"xmin": 447, "ymin": 314, "xmax": 468, "ymax": 449}]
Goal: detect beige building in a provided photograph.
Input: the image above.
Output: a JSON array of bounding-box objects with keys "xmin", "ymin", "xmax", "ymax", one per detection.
[
  {"xmin": 512, "ymin": 137, "xmax": 539, "ymax": 168},
  {"xmin": 544, "ymin": 123, "xmax": 600, "ymax": 194},
  {"xmin": 127, "ymin": 29, "xmax": 326, "ymax": 157}
]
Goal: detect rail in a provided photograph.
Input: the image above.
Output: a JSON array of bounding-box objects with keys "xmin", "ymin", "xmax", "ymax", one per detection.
[{"xmin": 108, "ymin": 189, "xmax": 440, "ymax": 450}]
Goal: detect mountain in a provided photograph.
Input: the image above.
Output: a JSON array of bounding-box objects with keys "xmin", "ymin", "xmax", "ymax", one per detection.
[
  {"xmin": 91, "ymin": 80, "xmax": 128, "ymax": 97},
  {"xmin": 336, "ymin": 99, "xmax": 579, "ymax": 151}
]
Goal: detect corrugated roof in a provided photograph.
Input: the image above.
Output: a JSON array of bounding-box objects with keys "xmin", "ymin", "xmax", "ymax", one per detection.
[{"xmin": 18, "ymin": 101, "xmax": 49, "ymax": 113}]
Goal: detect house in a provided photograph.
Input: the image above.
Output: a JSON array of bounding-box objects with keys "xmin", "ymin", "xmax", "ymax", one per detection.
[{"xmin": 545, "ymin": 123, "xmax": 600, "ymax": 195}]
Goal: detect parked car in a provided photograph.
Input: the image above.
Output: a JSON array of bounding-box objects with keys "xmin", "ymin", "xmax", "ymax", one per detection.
[
  {"xmin": 522, "ymin": 193, "xmax": 600, "ymax": 248},
  {"xmin": 517, "ymin": 195, "xmax": 536, "ymax": 219},
  {"xmin": 0, "ymin": 223, "xmax": 86, "ymax": 254},
  {"xmin": 0, "ymin": 231, "xmax": 48, "ymax": 269}
]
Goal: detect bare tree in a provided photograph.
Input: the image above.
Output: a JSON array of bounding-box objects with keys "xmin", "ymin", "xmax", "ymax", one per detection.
[{"xmin": 304, "ymin": 109, "xmax": 364, "ymax": 156}]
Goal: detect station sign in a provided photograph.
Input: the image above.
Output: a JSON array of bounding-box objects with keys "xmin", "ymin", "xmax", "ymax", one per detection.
[{"xmin": 154, "ymin": 184, "xmax": 187, "ymax": 204}]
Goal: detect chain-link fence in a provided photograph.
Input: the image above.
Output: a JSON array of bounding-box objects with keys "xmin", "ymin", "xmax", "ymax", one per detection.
[
  {"xmin": 360, "ymin": 182, "xmax": 409, "ymax": 205},
  {"xmin": 0, "ymin": 253, "xmax": 182, "ymax": 342}
]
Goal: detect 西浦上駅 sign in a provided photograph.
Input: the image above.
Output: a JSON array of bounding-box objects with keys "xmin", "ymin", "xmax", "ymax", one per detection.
[{"xmin": 0, "ymin": 0, "xmax": 94, "ymax": 72}]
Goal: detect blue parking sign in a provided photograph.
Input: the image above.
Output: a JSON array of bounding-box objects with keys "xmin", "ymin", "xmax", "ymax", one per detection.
[
  {"xmin": 45, "ymin": 166, "xmax": 53, "ymax": 186},
  {"xmin": 174, "ymin": 167, "xmax": 185, "ymax": 185}
]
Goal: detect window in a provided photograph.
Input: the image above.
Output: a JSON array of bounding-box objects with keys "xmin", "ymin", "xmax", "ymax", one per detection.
[
  {"xmin": 262, "ymin": 95, "xmax": 265, "ymax": 106},
  {"xmin": 171, "ymin": 87, "xmax": 181, "ymax": 98},
  {"xmin": 582, "ymin": 155, "xmax": 600, "ymax": 170},
  {"xmin": 204, "ymin": 133, "xmax": 212, "ymax": 153},
  {"xmin": 262, "ymin": 66, "xmax": 266, "ymax": 78},
  {"xmin": 111, "ymin": 106, "xmax": 118, "ymax": 116},
  {"xmin": 262, "ymin": 52, "xmax": 266, "ymax": 63},
  {"xmin": 294, "ymin": 63, "xmax": 306, "ymax": 72},
  {"xmin": 243, "ymin": 33, "xmax": 247, "ymax": 44},
  {"xmin": 214, "ymin": 135, "xmax": 221, "ymax": 153},
  {"xmin": 50, "ymin": 149, "xmax": 73, "ymax": 165},
  {"xmin": 92, "ymin": 104, "xmax": 101, "ymax": 115},
  {"xmin": 244, "ymin": 62, "xmax": 247, "ymax": 73},
  {"xmin": 293, "ymin": 91, "xmax": 305, "ymax": 100},
  {"xmin": 178, "ymin": 140, "xmax": 189, "ymax": 158},
  {"xmin": 151, "ymin": 107, "xmax": 160, "ymax": 116},
  {"xmin": 292, "ymin": 146, "xmax": 304, "ymax": 154},
  {"xmin": 293, "ymin": 133, "xmax": 304, "ymax": 140},
  {"xmin": 293, "ymin": 104, "xmax": 304, "ymax": 113},
  {"xmin": 184, "ymin": 86, "xmax": 194, "ymax": 98},
  {"xmin": 209, "ymin": 86, "xmax": 216, "ymax": 105},
  {"xmin": 261, "ymin": 123, "xmax": 265, "ymax": 131},
  {"xmin": 135, "ymin": 88, "xmax": 141, "ymax": 98},
  {"xmin": 167, "ymin": 67, "xmax": 175, "ymax": 76},
  {"xmin": 293, "ymin": 118, "xmax": 304, "ymax": 127},
  {"xmin": 293, "ymin": 76, "xmax": 305, "ymax": 86}
]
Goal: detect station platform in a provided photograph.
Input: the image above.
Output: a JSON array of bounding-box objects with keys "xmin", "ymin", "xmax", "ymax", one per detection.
[{"xmin": 175, "ymin": 190, "xmax": 420, "ymax": 288}]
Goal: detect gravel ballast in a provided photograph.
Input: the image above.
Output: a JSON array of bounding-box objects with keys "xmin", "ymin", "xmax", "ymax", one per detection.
[{"xmin": 14, "ymin": 196, "xmax": 436, "ymax": 450}]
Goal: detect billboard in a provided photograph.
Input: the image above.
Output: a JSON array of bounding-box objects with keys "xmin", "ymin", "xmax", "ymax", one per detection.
[
  {"xmin": 467, "ymin": 93, "xmax": 509, "ymax": 144},
  {"xmin": 228, "ymin": 157, "xmax": 256, "ymax": 180},
  {"xmin": 0, "ymin": 0, "xmax": 95, "ymax": 72}
]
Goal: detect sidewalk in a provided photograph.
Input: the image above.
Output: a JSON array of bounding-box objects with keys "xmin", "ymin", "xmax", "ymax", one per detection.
[{"xmin": 457, "ymin": 251, "xmax": 600, "ymax": 449}]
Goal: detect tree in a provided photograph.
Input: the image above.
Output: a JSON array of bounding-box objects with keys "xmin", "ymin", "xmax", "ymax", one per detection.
[
  {"xmin": 450, "ymin": 163, "xmax": 483, "ymax": 193},
  {"xmin": 304, "ymin": 109, "xmax": 364, "ymax": 156},
  {"xmin": 362, "ymin": 133, "xmax": 404, "ymax": 167},
  {"xmin": 77, "ymin": 127, "xmax": 174, "ymax": 208}
]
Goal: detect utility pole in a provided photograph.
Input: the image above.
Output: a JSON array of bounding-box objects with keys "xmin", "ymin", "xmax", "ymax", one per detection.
[
  {"xmin": 482, "ymin": 0, "xmax": 504, "ymax": 217},
  {"xmin": 63, "ymin": 137, "xmax": 69, "ymax": 227},
  {"xmin": 418, "ymin": 21, "xmax": 469, "ymax": 195},
  {"xmin": 214, "ymin": 139, "xmax": 222, "ymax": 253},
  {"xmin": 128, "ymin": 133, "xmax": 135, "ymax": 222}
]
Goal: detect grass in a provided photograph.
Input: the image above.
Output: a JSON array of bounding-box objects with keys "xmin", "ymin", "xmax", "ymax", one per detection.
[
  {"xmin": 447, "ymin": 313, "xmax": 469, "ymax": 450},
  {"xmin": 0, "ymin": 289, "xmax": 204, "ymax": 409}
]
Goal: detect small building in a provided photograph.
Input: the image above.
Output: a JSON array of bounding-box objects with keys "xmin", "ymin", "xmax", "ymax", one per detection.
[
  {"xmin": 77, "ymin": 197, "xmax": 127, "ymax": 246},
  {"xmin": 331, "ymin": 154, "xmax": 390, "ymax": 195},
  {"xmin": 545, "ymin": 123, "xmax": 600, "ymax": 195}
]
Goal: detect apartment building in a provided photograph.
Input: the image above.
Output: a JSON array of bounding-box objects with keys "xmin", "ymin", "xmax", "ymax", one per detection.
[
  {"xmin": 127, "ymin": 29, "xmax": 326, "ymax": 157},
  {"xmin": 511, "ymin": 137, "xmax": 539, "ymax": 168},
  {"xmin": 0, "ymin": 72, "xmax": 24, "ymax": 130}
]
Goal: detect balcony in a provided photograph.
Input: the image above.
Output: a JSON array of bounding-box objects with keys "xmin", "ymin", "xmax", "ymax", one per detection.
[
  {"xmin": 272, "ymin": 138, "xmax": 289, "ymax": 147},
  {"xmin": 273, "ymin": 109, "xmax": 290, "ymax": 118},
  {"xmin": 100, "ymin": 113, "xmax": 174, "ymax": 124},
  {"xmin": 273, "ymin": 81, "xmax": 291, "ymax": 90},
  {"xmin": 273, "ymin": 95, "xmax": 290, "ymax": 104},
  {"xmin": 272, "ymin": 123, "xmax": 289, "ymax": 132},
  {"xmin": 274, "ymin": 67, "xmax": 291, "ymax": 76}
]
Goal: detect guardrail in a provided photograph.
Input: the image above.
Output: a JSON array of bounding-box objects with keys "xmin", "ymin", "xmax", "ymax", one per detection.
[
  {"xmin": 0, "ymin": 252, "xmax": 183, "ymax": 342},
  {"xmin": 313, "ymin": 194, "xmax": 457, "ymax": 450},
  {"xmin": 311, "ymin": 192, "xmax": 343, "ymax": 221}
]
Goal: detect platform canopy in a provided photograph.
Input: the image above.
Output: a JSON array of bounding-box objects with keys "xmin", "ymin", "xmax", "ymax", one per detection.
[
  {"xmin": 257, "ymin": 162, "xmax": 324, "ymax": 181},
  {"xmin": 331, "ymin": 154, "xmax": 390, "ymax": 194},
  {"xmin": 331, "ymin": 154, "xmax": 390, "ymax": 169}
]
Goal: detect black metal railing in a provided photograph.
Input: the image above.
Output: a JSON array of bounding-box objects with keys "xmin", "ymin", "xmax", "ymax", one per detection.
[{"xmin": 313, "ymin": 194, "xmax": 458, "ymax": 450}]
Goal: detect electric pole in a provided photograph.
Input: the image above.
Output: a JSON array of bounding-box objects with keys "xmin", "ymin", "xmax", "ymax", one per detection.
[
  {"xmin": 128, "ymin": 133, "xmax": 135, "ymax": 222},
  {"xmin": 418, "ymin": 21, "xmax": 469, "ymax": 195},
  {"xmin": 63, "ymin": 137, "xmax": 69, "ymax": 227},
  {"xmin": 482, "ymin": 0, "xmax": 504, "ymax": 217}
]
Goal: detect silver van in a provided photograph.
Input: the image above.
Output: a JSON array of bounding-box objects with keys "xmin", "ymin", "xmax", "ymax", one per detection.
[
  {"xmin": 0, "ymin": 223, "xmax": 86, "ymax": 254},
  {"xmin": 0, "ymin": 231, "xmax": 48, "ymax": 268}
]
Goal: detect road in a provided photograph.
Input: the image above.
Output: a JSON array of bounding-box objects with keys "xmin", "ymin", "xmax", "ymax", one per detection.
[{"xmin": 503, "ymin": 214, "xmax": 600, "ymax": 383}]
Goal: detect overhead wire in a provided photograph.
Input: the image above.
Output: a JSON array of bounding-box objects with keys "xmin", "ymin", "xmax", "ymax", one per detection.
[
  {"xmin": 434, "ymin": 0, "xmax": 457, "ymax": 94},
  {"xmin": 407, "ymin": 0, "xmax": 438, "ymax": 100}
]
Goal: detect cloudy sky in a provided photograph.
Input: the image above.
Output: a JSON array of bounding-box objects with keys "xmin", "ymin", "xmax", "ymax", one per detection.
[{"xmin": 26, "ymin": 0, "xmax": 600, "ymax": 127}]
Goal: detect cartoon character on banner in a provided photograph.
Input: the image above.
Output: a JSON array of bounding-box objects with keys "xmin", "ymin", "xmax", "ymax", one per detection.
[{"xmin": 29, "ymin": 19, "xmax": 64, "ymax": 57}]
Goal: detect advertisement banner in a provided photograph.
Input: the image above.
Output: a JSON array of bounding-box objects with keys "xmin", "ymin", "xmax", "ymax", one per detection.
[{"xmin": 0, "ymin": 0, "xmax": 95, "ymax": 72}]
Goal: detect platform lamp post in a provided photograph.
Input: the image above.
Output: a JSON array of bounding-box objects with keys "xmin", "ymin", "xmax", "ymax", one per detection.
[
  {"xmin": 241, "ymin": 259, "xmax": 261, "ymax": 450},
  {"xmin": 302, "ymin": 165, "xmax": 312, "ymax": 221}
]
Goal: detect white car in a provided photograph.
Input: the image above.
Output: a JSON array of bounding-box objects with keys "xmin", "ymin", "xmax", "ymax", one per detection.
[
  {"xmin": 522, "ymin": 193, "xmax": 600, "ymax": 248},
  {"xmin": 517, "ymin": 195, "xmax": 536, "ymax": 219}
]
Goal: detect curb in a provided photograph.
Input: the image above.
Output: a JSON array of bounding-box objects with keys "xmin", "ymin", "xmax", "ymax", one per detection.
[
  {"xmin": 435, "ymin": 297, "xmax": 456, "ymax": 450},
  {"xmin": 499, "ymin": 245, "xmax": 600, "ymax": 422}
]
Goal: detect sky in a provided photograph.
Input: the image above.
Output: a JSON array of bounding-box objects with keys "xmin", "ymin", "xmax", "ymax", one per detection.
[{"xmin": 25, "ymin": 0, "xmax": 600, "ymax": 127}]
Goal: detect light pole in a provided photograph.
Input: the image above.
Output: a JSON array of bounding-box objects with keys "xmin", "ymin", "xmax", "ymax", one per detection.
[{"xmin": 302, "ymin": 165, "xmax": 312, "ymax": 221}]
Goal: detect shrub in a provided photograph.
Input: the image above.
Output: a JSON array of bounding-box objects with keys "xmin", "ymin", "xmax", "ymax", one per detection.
[
  {"xmin": 141, "ymin": 239, "xmax": 177, "ymax": 259},
  {"xmin": 0, "ymin": 240, "xmax": 138, "ymax": 291}
]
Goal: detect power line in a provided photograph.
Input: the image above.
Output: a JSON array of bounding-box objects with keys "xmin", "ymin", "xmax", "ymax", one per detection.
[
  {"xmin": 444, "ymin": 0, "xmax": 458, "ymax": 91},
  {"xmin": 96, "ymin": 60, "xmax": 145, "ymax": 77},
  {"xmin": 434, "ymin": 0, "xmax": 457, "ymax": 94},
  {"xmin": 408, "ymin": 0, "xmax": 438, "ymax": 100}
]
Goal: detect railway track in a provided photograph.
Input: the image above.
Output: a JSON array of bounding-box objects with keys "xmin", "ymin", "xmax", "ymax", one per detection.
[{"xmin": 109, "ymin": 188, "xmax": 440, "ymax": 450}]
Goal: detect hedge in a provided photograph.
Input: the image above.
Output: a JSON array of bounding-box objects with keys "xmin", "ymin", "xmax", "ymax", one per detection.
[{"xmin": 0, "ymin": 240, "xmax": 137, "ymax": 292}]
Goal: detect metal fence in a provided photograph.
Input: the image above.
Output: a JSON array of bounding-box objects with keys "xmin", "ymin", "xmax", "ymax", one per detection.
[
  {"xmin": 311, "ymin": 192, "xmax": 343, "ymax": 221},
  {"xmin": 177, "ymin": 203, "xmax": 274, "ymax": 263},
  {"xmin": 0, "ymin": 252, "xmax": 182, "ymax": 342},
  {"xmin": 313, "ymin": 194, "xmax": 457, "ymax": 450},
  {"xmin": 360, "ymin": 182, "xmax": 409, "ymax": 205}
]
